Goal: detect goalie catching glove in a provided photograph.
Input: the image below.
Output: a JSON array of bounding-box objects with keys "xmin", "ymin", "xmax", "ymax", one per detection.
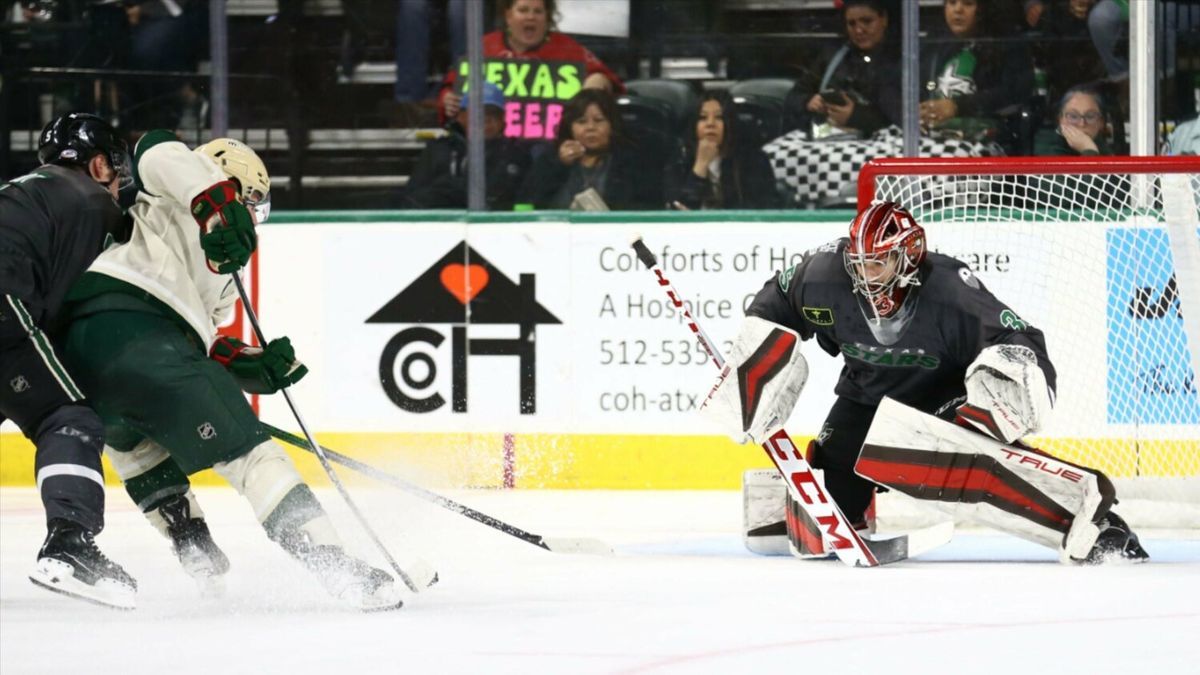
[
  {"xmin": 210, "ymin": 336, "xmax": 308, "ymax": 394},
  {"xmin": 191, "ymin": 180, "xmax": 257, "ymax": 273},
  {"xmin": 957, "ymin": 344, "xmax": 1054, "ymax": 443},
  {"xmin": 700, "ymin": 317, "xmax": 809, "ymax": 445}
]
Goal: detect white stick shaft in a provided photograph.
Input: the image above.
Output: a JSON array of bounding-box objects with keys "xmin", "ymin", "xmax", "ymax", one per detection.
[
  {"xmin": 631, "ymin": 237, "xmax": 881, "ymax": 567},
  {"xmin": 231, "ymin": 274, "xmax": 423, "ymax": 591}
]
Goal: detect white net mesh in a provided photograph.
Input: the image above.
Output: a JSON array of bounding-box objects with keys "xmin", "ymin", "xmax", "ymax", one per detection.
[{"xmin": 867, "ymin": 161, "xmax": 1200, "ymax": 529}]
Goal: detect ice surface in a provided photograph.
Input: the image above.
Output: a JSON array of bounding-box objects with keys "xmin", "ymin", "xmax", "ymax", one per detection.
[{"xmin": 2, "ymin": 487, "xmax": 1198, "ymax": 674}]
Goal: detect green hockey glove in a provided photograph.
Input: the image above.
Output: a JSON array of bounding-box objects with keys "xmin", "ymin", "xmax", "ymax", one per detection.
[
  {"xmin": 210, "ymin": 336, "xmax": 308, "ymax": 394},
  {"xmin": 191, "ymin": 180, "xmax": 257, "ymax": 273}
]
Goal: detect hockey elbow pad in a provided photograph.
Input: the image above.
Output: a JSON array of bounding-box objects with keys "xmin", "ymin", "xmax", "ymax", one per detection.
[
  {"xmin": 700, "ymin": 317, "xmax": 808, "ymax": 445},
  {"xmin": 958, "ymin": 344, "xmax": 1053, "ymax": 443}
]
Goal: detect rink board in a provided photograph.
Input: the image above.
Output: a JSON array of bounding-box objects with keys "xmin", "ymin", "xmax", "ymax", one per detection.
[{"xmin": 2, "ymin": 210, "xmax": 1196, "ymax": 489}]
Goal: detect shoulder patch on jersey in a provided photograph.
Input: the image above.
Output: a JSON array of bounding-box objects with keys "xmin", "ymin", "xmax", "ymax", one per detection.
[
  {"xmin": 778, "ymin": 265, "xmax": 798, "ymax": 293},
  {"xmin": 958, "ymin": 267, "xmax": 980, "ymax": 289},
  {"xmin": 802, "ymin": 306, "xmax": 834, "ymax": 326},
  {"xmin": 1000, "ymin": 308, "xmax": 1029, "ymax": 330}
]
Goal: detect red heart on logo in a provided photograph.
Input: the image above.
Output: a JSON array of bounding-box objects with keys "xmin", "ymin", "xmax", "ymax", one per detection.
[{"xmin": 440, "ymin": 263, "xmax": 490, "ymax": 305}]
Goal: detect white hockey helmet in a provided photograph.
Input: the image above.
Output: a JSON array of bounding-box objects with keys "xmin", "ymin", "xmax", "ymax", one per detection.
[{"xmin": 196, "ymin": 138, "xmax": 272, "ymax": 223}]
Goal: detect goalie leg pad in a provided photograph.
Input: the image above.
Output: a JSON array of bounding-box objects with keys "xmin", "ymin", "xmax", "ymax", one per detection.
[
  {"xmin": 106, "ymin": 441, "xmax": 193, "ymax": 513},
  {"xmin": 742, "ymin": 469, "xmax": 790, "ymax": 556},
  {"xmin": 860, "ymin": 398, "xmax": 1115, "ymax": 559}
]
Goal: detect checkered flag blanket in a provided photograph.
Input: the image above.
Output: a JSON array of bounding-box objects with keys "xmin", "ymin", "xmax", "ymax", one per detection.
[{"xmin": 764, "ymin": 126, "xmax": 1005, "ymax": 207}]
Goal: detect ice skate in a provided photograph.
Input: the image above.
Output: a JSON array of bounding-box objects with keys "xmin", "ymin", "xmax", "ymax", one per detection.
[
  {"xmin": 299, "ymin": 545, "xmax": 404, "ymax": 612},
  {"xmin": 29, "ymin": 519, "xmax": 137, "ymax": 610},
  {"xmin": 155, "ymin": 495, "xmax": 230, "ymax": 596},
  {"xmin": 1079, "ymin": 512, "xmax": 1149, "ymax": 565}
]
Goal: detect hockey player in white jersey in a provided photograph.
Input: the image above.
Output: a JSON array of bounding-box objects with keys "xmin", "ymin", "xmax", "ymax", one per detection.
[{"xmin": 58, "ymin": 132, "xmax": 404, "ymax": 610}]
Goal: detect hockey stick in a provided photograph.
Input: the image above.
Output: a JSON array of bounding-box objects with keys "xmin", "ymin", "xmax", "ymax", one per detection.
[
  {"xmin": 631, "ymin": 237, "xmax": 951, "ymax": 567},
  {"xmin": 263, "ymin": 423, "xmax": 614, "ymax": 555},
  {"xmin": 231, "ymin": 275, "xmax": 434, "ymax": 592}
]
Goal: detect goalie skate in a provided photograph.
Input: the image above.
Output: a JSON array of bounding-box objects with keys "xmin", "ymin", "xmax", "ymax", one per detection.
[
  {"xmin": 1077, "ymin": 512, "xmax": 1149, "ymax": 565},
  {"xmin": 29, "ymin": 519, "xmax": 137, "ymax": 611},
  {"xmin": 301, "ymin": 545, "xmax": 404, "ymax": 612}
]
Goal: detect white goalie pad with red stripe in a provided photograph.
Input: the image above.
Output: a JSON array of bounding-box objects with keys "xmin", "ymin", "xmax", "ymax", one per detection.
[
  {"xmin": 699, "ymin": 317, "xmax": 808, "ymax": 445},
  {"xmin": 858, "ymin": 397, "xmax": 1115, "ymax": 562}
]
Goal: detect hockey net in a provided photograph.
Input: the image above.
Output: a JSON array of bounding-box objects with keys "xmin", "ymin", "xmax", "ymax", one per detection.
[{"xmin": 859, "ymin": 156, "xmax": 1200, "ymax": 529}]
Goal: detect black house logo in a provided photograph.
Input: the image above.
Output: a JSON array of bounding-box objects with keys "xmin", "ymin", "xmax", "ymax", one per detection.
[{"xmin": 368, "ymin": 242, "xmax": 561, "ymax": 414}]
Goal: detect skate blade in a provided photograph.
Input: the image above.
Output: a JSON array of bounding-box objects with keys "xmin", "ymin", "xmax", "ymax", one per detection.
[
  {"xmin": 29, "ymin": 560, "xmax": 136, "ymax": 611},
  {"xmin": 361, "ymin": 598, "xmax": 405, "ymax": 613},
  {"xmin": 191, "ymin": 572, "xmax": 227, "ymax": 599},
  {"xmin": 349, "ymin": 588, "xmax": 405, "ymax": 612}
]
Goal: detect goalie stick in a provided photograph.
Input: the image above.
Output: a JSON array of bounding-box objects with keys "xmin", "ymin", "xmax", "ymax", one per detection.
[
  {"xmin": 264, "ymin": 423, "xmax": 613, "ymax": 556},
  {"xmin": 231, "ymin": 275, "xmax": 435, "ymax": 593},
  {"xmin": 631, "ymin": 237, "xmax": 952, "ymax": 567}
]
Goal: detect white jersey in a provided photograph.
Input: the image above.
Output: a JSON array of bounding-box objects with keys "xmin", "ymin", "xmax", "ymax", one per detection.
[{"xmin": 87, "ymin": 139, "xmax": 239, "ymax": 349}]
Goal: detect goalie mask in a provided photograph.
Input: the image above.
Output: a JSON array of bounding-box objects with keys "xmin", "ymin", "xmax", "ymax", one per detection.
[
  {"xmin": 196, "ymin": 138, "xmax": 272, "ymax": 223},
  {"xmin": 844, "ymin": 201, "xmax": 926, "ymax": 318}
]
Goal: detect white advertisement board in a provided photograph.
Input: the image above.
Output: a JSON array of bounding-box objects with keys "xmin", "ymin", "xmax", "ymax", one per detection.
[{"xmin": 256, "ymin": 218, "xmax": 1114, "ymax": 439}]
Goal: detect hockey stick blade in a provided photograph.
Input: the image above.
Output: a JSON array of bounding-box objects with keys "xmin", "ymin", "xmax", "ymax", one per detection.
[
  {"xmin": 861, "ymin": 521, "xmax": 955, "ymax": 565},
  {"xmin": 264, "ymin": 424, "xmax": 613, "ymax": 556},
  {"xmin": 540, "ymin": 537, "xmax": 614, "ymax": 555}
]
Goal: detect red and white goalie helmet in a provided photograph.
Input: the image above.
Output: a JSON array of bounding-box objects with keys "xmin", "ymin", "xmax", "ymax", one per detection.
[{"xmin": 844, "ymin": 201, "xmax": 927, "ymax": 317}]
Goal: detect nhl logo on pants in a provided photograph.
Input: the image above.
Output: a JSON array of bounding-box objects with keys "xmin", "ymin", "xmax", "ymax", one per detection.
[{"xmin": 197, "ymin": 422, "xmax": 218, "ymax": 440}]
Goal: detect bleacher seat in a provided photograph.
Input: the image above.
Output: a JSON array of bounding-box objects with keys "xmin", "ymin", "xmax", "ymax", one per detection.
[
  {"xmin": 728, "ymin": 78, "xmax": 795, "ymax": 105},
  {"xmin": 625, "ymin": 79, "xmax": 700, "ymax": 131},
  {"xmin": 616, "ymin": 94, "xmax": 676, "ymax": 142},
  {"xmin": 727, "ymin": 78, "xmax": 795, "ymax": 148}
]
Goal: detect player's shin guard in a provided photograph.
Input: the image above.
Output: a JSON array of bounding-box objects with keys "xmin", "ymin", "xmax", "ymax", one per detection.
[
  {"xmin": 34, "ymin": 405, "xmax": 107, "ymax": 533},
  {"xmin": 217, "ymin": 442, "xmax": 402, "ymax": 610}
]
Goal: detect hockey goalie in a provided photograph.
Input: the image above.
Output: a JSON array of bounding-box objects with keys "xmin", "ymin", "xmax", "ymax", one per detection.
[{"xmin": 702, "ymin": 200, "xmax": 1148, "ymax": 564}]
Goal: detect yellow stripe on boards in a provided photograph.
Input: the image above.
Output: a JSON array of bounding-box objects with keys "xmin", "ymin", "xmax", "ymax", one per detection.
[{"xmin": 2, "ymin": 432, "xmax": 1197, "ymax": 487}]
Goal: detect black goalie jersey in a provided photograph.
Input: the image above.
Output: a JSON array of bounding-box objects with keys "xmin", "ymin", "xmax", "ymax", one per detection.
[{"xmin": 746, "ymin": 238, "xmax": 1057, "ymax": 415}]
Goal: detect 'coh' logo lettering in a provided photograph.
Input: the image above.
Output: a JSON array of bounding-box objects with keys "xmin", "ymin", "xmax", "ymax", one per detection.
[{"xmin": 369, "ymin": 242, "xmax": 561, "ymax": 414}]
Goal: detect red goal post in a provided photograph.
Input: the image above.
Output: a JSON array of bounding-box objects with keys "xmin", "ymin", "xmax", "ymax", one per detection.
[{"xmin": 857, "ymin": 156, "xmax": 1200, "ymax": 529}]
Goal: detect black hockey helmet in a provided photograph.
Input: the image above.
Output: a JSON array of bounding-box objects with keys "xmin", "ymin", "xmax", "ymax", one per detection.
[{"xmin": 37, "ymin": 112, "xmax": 132, "ymax": 187}]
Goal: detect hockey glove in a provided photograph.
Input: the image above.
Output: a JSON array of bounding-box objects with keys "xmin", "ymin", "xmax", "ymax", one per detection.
[
  {"xmin": 191, "ymin": 180, "xmax": 257, "ymax": 274},
  {"xmin": 210, "ymin": 336, "xmax": 308, "ymax": 395},
  {"xmin": 957, "ymin": 344, "xmax": 1053, "ymax": 443}
]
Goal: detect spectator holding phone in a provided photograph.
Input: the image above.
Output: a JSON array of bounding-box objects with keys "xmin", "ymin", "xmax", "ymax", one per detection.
[
  {"xmin": 783, "ymin": 0, "xmax": 901, "ymax": 138},
  {"xmin": 1034, "ymin": 85, "xmax": 1112, "ymax": 155}
]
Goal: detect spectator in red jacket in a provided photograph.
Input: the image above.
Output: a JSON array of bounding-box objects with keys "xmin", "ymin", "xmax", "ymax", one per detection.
[{"xmin": 437, "ymin": 0, "xmax": 624, "ymax": 142}]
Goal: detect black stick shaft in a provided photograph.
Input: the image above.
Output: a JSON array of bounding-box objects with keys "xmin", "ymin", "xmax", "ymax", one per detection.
[{"xmin": 263, "ymin": 423, "xmax": 553, "ymax": 551}]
